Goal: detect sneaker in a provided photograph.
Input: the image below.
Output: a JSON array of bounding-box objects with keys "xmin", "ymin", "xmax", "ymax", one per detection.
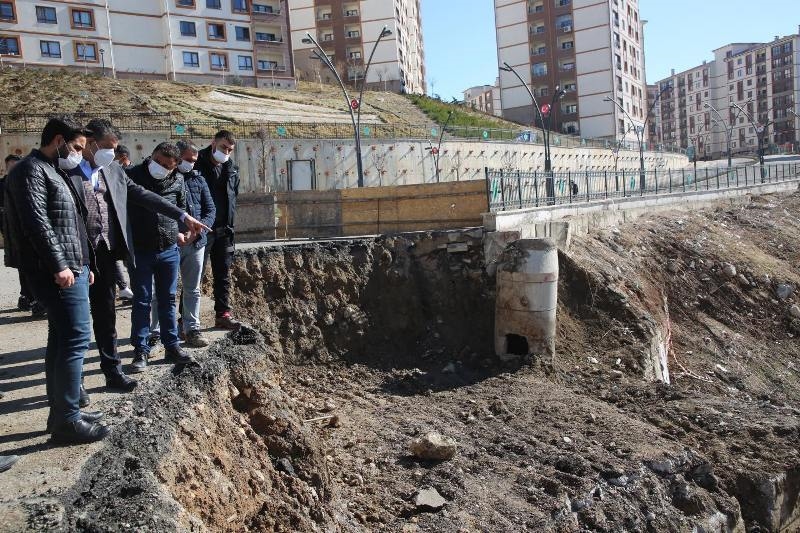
[
  {"xmin": 130, "ymin": 350, "xmax": 148, "ymax": 373},
  {"xmin": 164, "ymin": 346, "xmax": 194, "ymax": 365},
  {"xmin": 215, "ymin": 312, "xmax": 242, "ymax": 331},
  {"xmin": 147, "ymin": 333, "xmax": 161, "ymax": 348},
  {"xmin": 17, "ymin": 295, "xmax": 31, "ymax": 312},
  {"xmin": 31, "ymin": 301, "xmax": 46, "ymax": 318},
  {"xmin": 184, "ymin": 330, "xmax": 209, "ymax": 348},
  {"xmin": 0, "ymin": 454, "xmax": 20, "ymax": 473},
  {"xmin": 118, "ymin": 286, "xmax": 134, "ymax": 300}
]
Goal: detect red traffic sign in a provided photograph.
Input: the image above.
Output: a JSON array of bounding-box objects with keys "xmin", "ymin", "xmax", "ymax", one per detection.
[
  {"xmin": 351, "ymin": 98, "xmax": 360, "ymax": 110},
  {"xmin": 430, "ymin": 147, "xmax": 439, "ymax": 155},
  {"xmin": 540, "ymin": 103, "xmax": 551, "ymax": 116}
]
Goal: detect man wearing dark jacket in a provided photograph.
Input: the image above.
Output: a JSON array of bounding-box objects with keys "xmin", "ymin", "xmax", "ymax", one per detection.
[
  {"xmin": 67, "ymin": 119, "xmax": 210, "ymax": 393},
  {"xmin": 4, "ymin": 117, "xmax": 108, "ymax": 444},
  {"xmin": 151, "ymin": 140, "xmax": 216, "ymax": 348},
  {"xmin": 127, "ymin": 143, "xmax": 195, "ymax": 372},
  {"xmin": 195, "ymin": 130, "xmax": 241, "ymax": 330}
]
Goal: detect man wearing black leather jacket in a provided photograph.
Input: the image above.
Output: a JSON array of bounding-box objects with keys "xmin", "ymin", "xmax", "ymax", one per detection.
[
  {"xmin": 195, "ymin": 130, "xmax": 241, "ymax": 330},
  {"xmin": 3, "ymin": 117, "xmax": 108, "ymax": 444}
]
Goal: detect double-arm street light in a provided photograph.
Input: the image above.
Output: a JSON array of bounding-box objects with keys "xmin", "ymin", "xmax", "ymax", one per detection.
[
  {"xmin": 703, "ymin": 102, "xmax": 737, "ymax": 169},
  {"xmin": 498, "ymin": 61, "xmax": 565, "ymax": 204},
  {"xmin": 731, "ymin": 101, "xmax": 773, "ymax": 179},
  {"xmin": 302, "ymin": 25, "xmax": 392, "ymax": 188},
  {"xmin": 604, "ymin": 85, "xmax": 671, "ymax": 193}
]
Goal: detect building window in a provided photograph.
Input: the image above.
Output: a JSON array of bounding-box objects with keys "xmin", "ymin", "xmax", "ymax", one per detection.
[
  {"xmin": 74, "ymin": 42, "xmax": 98, "ymax": 62},
  {"xmin": 71, "ymin": 8, "xmax": 94, "ymax": 30},
  {"xmin": 238, "ymin": 55, "xmax": 253, "ymax": 70},
  {"xmin": 206, "ymin": 0, "xmax": 221, "ymax": 8},
  {"xmin": 532, "ymin": 62, "xmax": 547, "ymax": 76},
  {"xmin": 36, "ymin": 6, "xmax": 57, "ymax": 24},
  {"xmin": 0, "ymin": 1, "xmax": 15, "ymax": 22},
  {"xmin": 0, "ymin": 36, "xmax": 20, "ymax": 56},
  {"xmin": 232, "ymin": 0, "xmax": 248, "ymax": 12},
  {"xmin": 176, "ymin": 0, "xmax": 195, "ymax": 6},
  {"xmin": 183, "ymin": 51, "xmax": 199, "ymax": 67},
  {"xmin": 258, "ymin": 59, "xmax": 278, "ymax": 70},
  {"xmin": 207, "ymin": 22, "xmax": 225, "ymax": 40},
  {"xmin": 209, "ymin": 52, "xmax": 227, "ymax": 70},
  {"xmin": 179, "ymin": 21, "xmax": 196, "ymax": 36},
  {"xmin": 235, "ymin": 26, "xmax": 250, "ymax": 41},
  {"xmin": 40, "ymin": 40, "xmax": 60, "ymax": 58},
  {"xmin": 252, "ymin": 3, "xmax": 275, "ymax": 13}
]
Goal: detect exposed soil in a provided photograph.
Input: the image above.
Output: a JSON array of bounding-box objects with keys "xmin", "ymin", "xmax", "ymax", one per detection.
[{"xmin": 54, "ymin": 193, "xmax": 800, "ymax": 532}]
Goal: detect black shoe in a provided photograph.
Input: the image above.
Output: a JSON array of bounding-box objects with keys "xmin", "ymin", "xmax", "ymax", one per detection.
[
  {"xmin": 147, "ymin": 334, "xmax": 161, "ymax": 348},
  {"xmin": 0, "ymin": 455, "xmax": 19, "ymax": 473},
  {"xmin": 46, "ymin": 411, "xmax": 105, "ymax": 433},
  {"xmin": 79, "ymin": 385, "xmax": 90, "ymax": 408},
  {"xmin": 105, "ymin": 372, "xmax": 138, "ymax": 392},
  {"xmin": 17, "ymin": 295, "xmax": 31, "ymax": 312},
  {"xmin": 164, "ymin": 346, "xmax": 194, "ymax": 365},
  {"xmin": 30, "ymin": 302, "xmax": 46, "ymax": 318},
  {"xmin": 129, "ymin": 350, "xmax": 148, "ymax": 374},
  {"xmin": 50, "ymin": 419, "xmax": 110, "ymax": 445}
]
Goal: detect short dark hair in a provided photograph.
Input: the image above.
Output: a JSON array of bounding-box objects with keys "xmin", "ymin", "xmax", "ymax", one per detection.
[
  {"xmin": 40, "ymin": 116, "xmax": 85, "ymax": 147},
  {"xmin": 4, "ymin": 154, "xmax": 21, "ymax": 164},
  {"xmin": 152, "ymin": 142, "xmax": 180, "ymax": 163},
  {"xmin": 176, "ymin": 139, "xmax": 198, "ymax": 155},
  {"xmin": 115, "ymin": 144, "xmax": 130, "ymax": 158},
  {"xmin": 85, "ymin": 118, "xmax": 122, "ymax": 142},
  {"xmin": 214, "ymin": 130, "xmax": 236, "ymax": 144}
]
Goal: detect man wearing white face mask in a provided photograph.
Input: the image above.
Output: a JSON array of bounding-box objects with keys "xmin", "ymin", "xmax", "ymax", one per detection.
[{"xmin": 67, "ymin": 119, "xmax": 210, "ymax": 393}]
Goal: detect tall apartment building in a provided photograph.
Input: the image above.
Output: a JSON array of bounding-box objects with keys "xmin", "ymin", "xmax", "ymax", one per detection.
[
  {"xmin": 463, "ymin": 78, "xmax": 502, "ymax": 117},
  {"xmin": 0, "ymin": 0, "xmax": 296, "ymax": 88},
  {"xmin": 654, "ymin": 30, "xmax": 799, "ymax": 158},
  {"xmin": 494, "ymin": 0, "xmax": 647, "ymax": 143},
  {"xmin": 288, "ymin": 0, "xmax": 425, "ymax": 94}
]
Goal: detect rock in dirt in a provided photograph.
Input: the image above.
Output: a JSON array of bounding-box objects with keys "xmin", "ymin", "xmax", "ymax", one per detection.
[
  {"xmin": 414, "ymin": 487, "xmax": 446, "ymax": 511},
  {"xmin": 409, "ymin": 432, "xmax": 457, "ymax": 461},
  {"xmin": 789, "ymin": 305, "xmax": 800, "ymax": 319},
  {"xmin": 776, "ymin": 283, "xmax": 795, "ymax": 301},
  {"xmin": 721, "ymin": 263, "xmax": 737, "ymax": 278},
  {"xmin": 666, "ymin": 260, "xmax": 681, "ymax": 273}
]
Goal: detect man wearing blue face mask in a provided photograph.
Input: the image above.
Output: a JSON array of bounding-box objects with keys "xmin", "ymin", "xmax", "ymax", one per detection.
[
  {"xmin": 125, "ymin": 143, "xmax": 195, "ymax": 373},
  {"xmin": 67, "ymin": 119, "xmax": 210, "ymax": 395}
]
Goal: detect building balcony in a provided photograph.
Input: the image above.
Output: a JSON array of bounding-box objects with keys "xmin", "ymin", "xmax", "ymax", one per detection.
[
  {"xmin": 255, "ymin": 37, "xmax": 285, "ymax": 47},
  {"xmin": 257, "ymin": 64, "xmax": 287, "ymax": 73},
  {"xmin": 252, "ymin": 5, "xmax": 281, "ymax": 19},
  {"xmin": 531, "ymin": 70, "xmax": 548, "ymax": 79}
]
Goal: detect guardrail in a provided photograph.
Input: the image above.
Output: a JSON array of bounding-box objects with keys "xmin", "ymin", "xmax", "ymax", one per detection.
[{"xmin": 485, "ymin": 163, "xmax": 800, "ymax": 212}]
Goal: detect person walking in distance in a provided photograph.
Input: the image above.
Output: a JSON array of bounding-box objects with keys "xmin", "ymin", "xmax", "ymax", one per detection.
[
  {"xmin": 4, "ymin": 117, "xmax": 108, "ymax": 444},
  {"xmin": 151, "ymin": 140, "xmax": 216, "ymax": 348},
  {"xmin": 194, "ymin": 130, "xmax": 241, "ymax": 330},
  {"xmin": 126, "ymin": 143, "xmax": 196, "ymax": 373}
]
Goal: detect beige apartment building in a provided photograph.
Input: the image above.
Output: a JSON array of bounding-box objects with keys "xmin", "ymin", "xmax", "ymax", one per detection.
[
  {"xmin": 654, "ymin": 29, "xmax": 800, "ymax": 158},
  {"xmin": 463, "ymin": 78, "xmax": 503, "ymax": 117},
  {"xmin": 494, "ymin": 0, "xmax": 648, "ymax": 143},
  {"xmin": 0, "ymin": 0, "xmax": 296, "ymax": 88},
  {"xmin": 288, "ymin": 0, "xmax": 425, "ymax": 94}
]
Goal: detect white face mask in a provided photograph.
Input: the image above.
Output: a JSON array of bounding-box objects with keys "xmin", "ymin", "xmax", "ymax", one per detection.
[
  {"xmin": 58, "ymin": 143, "xmax": 83, "ymax": 170},
  {"xmin": 148, "ymin": 159, "xmax": 171, "ymax": 180},
  {"xmin": 93, "ymin": 147, "xmax": 116, "ymax": 168},
  {"xmin": 213, "ymin": 149, "xmax": 230, "ymax": 164},
  {"xmin": 178, "ymin": 160, "xmax": 195, "ymax": 173}
]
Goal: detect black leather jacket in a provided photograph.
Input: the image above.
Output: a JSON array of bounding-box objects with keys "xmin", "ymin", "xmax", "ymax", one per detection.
[
  {"xmin": 3, "ymin": 149, "xmax": 90, "ymax": 275},
  {"xmin": 195, "ymin": 145, "xmax": 239, "ymax": 230},
  {"xmin": 126, "ymin": 159, "xmax": 186, "ymax": 253}
]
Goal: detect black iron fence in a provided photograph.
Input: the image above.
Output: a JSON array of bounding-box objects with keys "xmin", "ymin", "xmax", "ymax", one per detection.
[
  {"xmin": 486, "ymin": 163, "xmax": 800, "ymax": 212},
  {"xmin": 0, "ymin": 112, "xmax": 684, "ymax": 153}
]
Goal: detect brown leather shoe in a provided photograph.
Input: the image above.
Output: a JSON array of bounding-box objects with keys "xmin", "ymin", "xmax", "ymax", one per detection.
[{"xmin": 215, "ymin": 312, "xmax": 241, "ymax": 331}]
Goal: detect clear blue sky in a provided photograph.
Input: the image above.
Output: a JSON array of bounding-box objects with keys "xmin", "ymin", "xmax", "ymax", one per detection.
[{"xmin": 421, "ymin": 1, "xmax": 800, "ymax": 100}]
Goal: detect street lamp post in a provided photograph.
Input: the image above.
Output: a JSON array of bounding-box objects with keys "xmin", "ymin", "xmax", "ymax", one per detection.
[
  {"xmin": 604, "ymin": 85, "xmax": 671, "ymax": 193},
  {"xmin": 100, "ymin": 48, "xmax": 105, "ymax": 77},
  {"xmin": 302, "ymin": 26, "xmax": 392, "ymax": 188},
  {"xmin": 704, "ymin": 102, "xmax": 734, "ymax": 169},
  {"xmin": 731, "ymin": 101, "xmax": 773, "ymax": 180},
  {"xmin": 498, "ymin": 62, "xmax": 565, "ymax": 204}
]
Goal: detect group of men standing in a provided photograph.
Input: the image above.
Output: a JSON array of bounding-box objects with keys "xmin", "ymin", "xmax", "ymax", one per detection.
[{"xmin": 1, "ymin": 117, "xmax": 242, "ymax": 451}]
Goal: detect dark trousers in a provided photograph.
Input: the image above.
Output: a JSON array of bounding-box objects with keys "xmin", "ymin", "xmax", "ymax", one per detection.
[
  {"xmin": 32, "ymin": 266, "xmax": 91, "ymax": 426},
  {"xmin": 204, "ymin": 232, "xmax": 234, "ymax": 314},
  {"xmin": 89, "ymin": 242, "xmax": 122, "ymax": 375},
  {"xmin": 18, "ymin": 270, "xmax": 32, "ymax": 300},
  {"xmin": 130, "ymin": 246, "xmax": 180, "ymax": 353},
  {"xmin": 114, "ymin": 260, "xmax": 128, "ymax": 290}
]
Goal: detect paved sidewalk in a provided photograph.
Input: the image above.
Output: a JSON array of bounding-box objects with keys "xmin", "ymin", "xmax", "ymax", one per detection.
[{"xmin": 0, "ymin": 253, "xmax": 225, "ymax": 531}]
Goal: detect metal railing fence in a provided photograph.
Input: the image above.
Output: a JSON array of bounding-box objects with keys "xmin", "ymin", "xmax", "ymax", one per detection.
[{"xmin": 486, "ymin": 163, "xmax": 800, "ymax": 212}]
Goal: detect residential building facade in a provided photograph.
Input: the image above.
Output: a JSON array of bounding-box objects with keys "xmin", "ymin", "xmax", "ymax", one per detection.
[
  {"xmin": 463, "ymin": 78, "xmax": 502, "ymax": 117},
  {"xmin": 494, "ymin": 0, "xmax": 648, "ymax": 143},
  {"xmin": 288, "ymin": 0, "xmax": 426, "ymax": 94},
  {"xmin": 654, "ymin": 30, "xmax": 799, "ymax": 158},
  {"xmin": 0, "ymin": 0, "xmax": 296, "ymax": 88}
]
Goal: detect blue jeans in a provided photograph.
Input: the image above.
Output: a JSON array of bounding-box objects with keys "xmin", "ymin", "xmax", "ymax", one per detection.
[
  {"xmin": 152, "ymin": 244, "xmax": 206, "ymax": 334},
  {"xmin": 130, "ymin": 246, "xmax": 180, "ymax": 354},
  {"xmin": 32, "ymin": 266, "xmax": 91, "ymax": 426}
]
